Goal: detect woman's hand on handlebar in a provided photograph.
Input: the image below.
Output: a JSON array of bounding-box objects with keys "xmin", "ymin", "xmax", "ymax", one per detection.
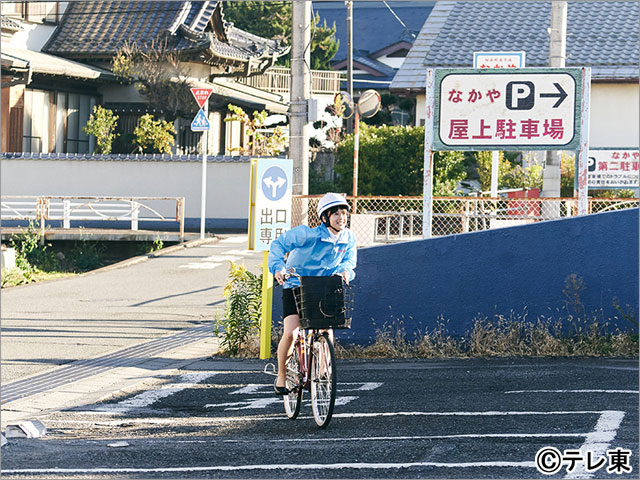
[{"xmin": 274, "ymin": 270, "xmax": 287, "ymax": 285}]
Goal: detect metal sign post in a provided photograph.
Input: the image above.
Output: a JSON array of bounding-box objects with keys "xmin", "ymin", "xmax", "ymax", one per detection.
[
  {"xmin": 576, "ymin": 67, "xmax": 591, "ymax": 216},
  {"xmin": 423, "ymin": 69, "xmax": 435, "ymax": 238},
  {"xmin": 190, "ymin": 87, "xmax": 213, "ymax": 239}
]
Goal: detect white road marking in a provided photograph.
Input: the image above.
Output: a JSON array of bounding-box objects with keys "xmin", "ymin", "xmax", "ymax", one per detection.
[
  {"xmin": 564, "ymin": 410, "xmax": 626, "ymax": 479},
  {"xmin": 53, "ymin": 410, "xmax": 615, "ymax": 426},
  {"xmin": 229, "ymin": 384, "xmax": 267, "ymax": 395},
  {"xmin": 333, "ymin": 410, "xmax": 610, "ymax": 418},
  {"xmin": 204, "ymin": 396, "xmax": 360, "ymax": 410},
  {"xmin": 218, "ymin": 432, "xmax": 590, "ymax": 443},
  {"xmin": 203, "ymin": 255, "xmax": 241, "ymax": 262},
  {"xmin": 341, "ymin": 382, "xmax": 383, "ymax": 391},
  {"xmin": 228, "ymin": 382, "xmax": 382, "ymax": 395},
  {"xmin": 92, "ymin": 373, "xmax": 217, "ymax": 413},
  {"xmin": 204, "ymin": 398, "xmax": 282, "ymax": 410},
  {"xmin": 506, "ymin": 389, "xmax": 637, "ymax": 394},
  {"xmin": 223, "ymin": 249, "xmax": 256, "ymax": 256},
  {"xmin": 178, "ymin": 262, "xmax": 222, "ymax": 269},
  {"xmin": 219, "ymin": 236, "xmax": 248, "ymax": 244},
  {"xmin": 3, "ymin": 460, "xmax": 538, "ymax": 475}
]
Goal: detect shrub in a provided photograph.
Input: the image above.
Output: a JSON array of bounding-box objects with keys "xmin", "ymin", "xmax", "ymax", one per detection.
[
  {"xmin": 335, "ymin": 124, "xmax": 467, "ymax": 196},
  {"xmin": 10, "ymin": 222, "xmax": 58, "ymax": 273},
  {"xmin": 214, "ymin": 262, "xmax": 263, "ymax": 356},
  {"xmin": 133, "ymin": 114, "xmax": 176, "ymax": 154},
  {"xmin": 67, "ymin": 240, "xmax": 105, "ymax": 272},
  {"xmin": 83, "ymin": 106, "xmax": 119, "ymax": 154}
]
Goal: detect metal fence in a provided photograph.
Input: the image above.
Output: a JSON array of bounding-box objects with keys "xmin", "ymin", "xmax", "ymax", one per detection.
[
  {"xmin": 1, "ymin": 196, "xmax": 186, "ymax": 241},
  {"xmin": 292, "ymin": 195, "xmax": 639, "ymax": 245}
]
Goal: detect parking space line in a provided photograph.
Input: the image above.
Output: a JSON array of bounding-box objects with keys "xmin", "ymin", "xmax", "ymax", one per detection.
[
  {"xmin": 91, "ymin": 373, "xmax": 218, "ymax": 414},
  {"xmin": 50, "ymin": 409, "xmax": 618, "ymax": 426},
  {"xmin": 565, "ymin": 410, "xmax": 626, "ymax": 479},
  {"xmin": 505, "ymin": 389, "xmax": 637, "ymax": 394},
  {"xmin": 3, "ymin": 460, "xmax": 538, "ymax": 475}
]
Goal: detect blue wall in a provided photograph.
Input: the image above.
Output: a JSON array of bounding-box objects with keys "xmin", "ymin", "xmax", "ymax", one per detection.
[{"xmin": 272, "ymin": 209, "xmax": 638, "ymax": 344}]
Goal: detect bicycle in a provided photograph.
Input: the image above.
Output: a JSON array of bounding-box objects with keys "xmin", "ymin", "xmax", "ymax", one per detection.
[{"xmin": 267, "ymin": 270, "xmax": 353, "ymax": 428}]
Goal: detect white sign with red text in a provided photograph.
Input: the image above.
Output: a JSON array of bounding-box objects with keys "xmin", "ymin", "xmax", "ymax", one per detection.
[
  {"xmin": 474, "ymin": 51, "xmax": 525, "ymax": 69},
  {"xmin": 434, "ymin": 68, "xmax": 582, "ymax": 151},
  {"xmin": 588, "ymin": 149, "xmax": 639, "ymax": 189}
]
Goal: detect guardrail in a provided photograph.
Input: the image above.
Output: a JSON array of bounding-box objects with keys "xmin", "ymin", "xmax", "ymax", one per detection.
[
  {"xmin": 1, "ymin": 196, "xmax": 186, "ymax": 242},
  {"xmin": 292, "ymin": 195, "xmax": 639, "ymax": 244}
]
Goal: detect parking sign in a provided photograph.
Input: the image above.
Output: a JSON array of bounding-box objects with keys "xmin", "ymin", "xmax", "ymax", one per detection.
[{"xmin": 434, "ymin": 68, "xmax": 582, "ymax": 151}]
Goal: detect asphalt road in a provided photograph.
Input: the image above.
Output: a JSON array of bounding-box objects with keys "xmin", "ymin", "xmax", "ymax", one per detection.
[
  {"xmin": 1, "ymin": 235, "xmax": 263, "ymax": 384},
  {"xmin": 2, "ymin": 357, "xmax": 638, "ymax": 479}
]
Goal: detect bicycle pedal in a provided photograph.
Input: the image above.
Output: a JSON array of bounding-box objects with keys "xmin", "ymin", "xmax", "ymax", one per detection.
[{"xmin": 263, "ymin": 362, "xmax": 277, "ymax": 376}]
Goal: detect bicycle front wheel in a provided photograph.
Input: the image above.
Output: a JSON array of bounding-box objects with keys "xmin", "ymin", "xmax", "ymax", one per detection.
[
  {"xmin": 284, "ymin": 345, "xmax": 302, "ymax": 419},
  {"xmin": 310, "ymin": 333, "xmax": 337, "ymax": 428}
]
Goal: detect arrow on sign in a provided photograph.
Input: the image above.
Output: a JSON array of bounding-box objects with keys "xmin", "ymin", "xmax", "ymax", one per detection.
[
  {"xmin": 540, "ymin": 82, "xmax": 568, "ymax": 108},
  {"xmin": 263, "ymin": 176, "xmax": 286, "ymax": 197}
]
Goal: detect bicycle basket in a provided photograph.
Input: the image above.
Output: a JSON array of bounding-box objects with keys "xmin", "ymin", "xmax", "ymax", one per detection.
[{"xmin": 293, "ymin": 276, "xmax": 353, "ymax": 329}]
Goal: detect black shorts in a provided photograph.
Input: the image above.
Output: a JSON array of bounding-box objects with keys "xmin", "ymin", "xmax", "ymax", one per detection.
[{"xmin": 282, "ymin": 288, "xmax": 300, "ymax": 318}]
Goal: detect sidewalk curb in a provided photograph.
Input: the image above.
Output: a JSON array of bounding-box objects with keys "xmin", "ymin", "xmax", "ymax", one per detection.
[
  {"xmin": 79, "ymin": 236, "xmax": 220, "ymax": 276},
  {"xmin": 1, "ymin": 236, "xmax": 221, "ymax": 290}
]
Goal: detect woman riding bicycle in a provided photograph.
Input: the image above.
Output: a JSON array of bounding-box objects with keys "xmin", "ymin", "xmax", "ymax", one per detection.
[{"xmin": 268, "ymin": 192, "xmax": 357, "ymax": 396}]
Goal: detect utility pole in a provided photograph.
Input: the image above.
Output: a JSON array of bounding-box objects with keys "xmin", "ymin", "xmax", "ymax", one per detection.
[
  {"xmin": 346, "ymin": 1, "xmax": 354, "ymax": 133},
  {"xmin": 542, "ymin": 1, "xmax": 567, "ymax": 200},
  {"xmin": 290, "ymin": 1, "xmax": 311, "ymax": 200}
]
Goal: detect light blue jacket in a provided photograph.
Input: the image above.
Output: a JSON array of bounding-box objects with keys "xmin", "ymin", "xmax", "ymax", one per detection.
[{"xmin": 268, "ymin": 223, "xmax": 357, "ymax": 289}]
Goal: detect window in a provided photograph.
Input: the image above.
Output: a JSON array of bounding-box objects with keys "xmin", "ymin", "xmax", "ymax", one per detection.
[
  {"xmin": 23, "ymin": 88, "xmax": 96, "ymax": 154},
  {"xmin": 1, "ymin": 1, "xmax": 62, "ymax": 24}
]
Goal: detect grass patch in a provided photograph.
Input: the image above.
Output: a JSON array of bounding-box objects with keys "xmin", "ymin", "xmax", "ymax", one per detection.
[
  {"xmin": 1, "ymin": 267, "xmax": 76, "ymax": 288},
  {"xmin": 335, "ymin": 315, "xmax": 638, "ymax": 359}
]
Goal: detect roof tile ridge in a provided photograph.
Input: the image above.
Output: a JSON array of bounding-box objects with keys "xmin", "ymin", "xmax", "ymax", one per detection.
[
  {"xmin": 188, "ymin": 0, "xmax": 216, "ymax": 32},
  {"xmin": 168, "ymin": 0, "xmax": 192, "ymax": 35}
]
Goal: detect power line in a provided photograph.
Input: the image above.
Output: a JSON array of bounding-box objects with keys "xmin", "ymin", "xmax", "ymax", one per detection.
[{"xmin": 382, "ymin": 0, "xmax": 416, "ymax": 39}]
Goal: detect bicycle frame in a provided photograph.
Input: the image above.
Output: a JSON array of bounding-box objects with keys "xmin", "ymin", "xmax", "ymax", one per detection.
[{"xmin": 293, "ymin": 328, "xmax": 315, "ymax": 393}]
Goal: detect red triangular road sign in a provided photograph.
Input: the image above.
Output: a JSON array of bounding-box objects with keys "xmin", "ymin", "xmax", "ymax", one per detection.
[{"xmin": 191, "ymin": 87, "xmax": 213, "ymax": 109}]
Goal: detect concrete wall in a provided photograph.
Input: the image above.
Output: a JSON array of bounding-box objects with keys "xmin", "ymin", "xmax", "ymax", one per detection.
[
  {"xmin": 273, "ymin": 208, "xmax": 638, "ymax": 344},
  {"xmin": 0, "ymin": 155, "xmax": 253, "ymax": 230}
]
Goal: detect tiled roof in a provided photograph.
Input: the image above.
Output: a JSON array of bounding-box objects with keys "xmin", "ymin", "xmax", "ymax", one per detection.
[
  {"xmin": 314, "ymin": 1, "xmax": 433, "ymax": 63},
  {"xmin": 0, "ymin": 153, "xmax": 258, "ymax": 163},
  {"xmin": 2, "ymin": 45, "xmax": 116, "ymax": 82},
  {"xmin": 42, "ymin": 1, "xmax": 287, "ymax": 63},
  {"xmin": 391, "ymin": 1, "xmax": 639, "ymax": 92},
  {"xmin": 1, "ymin": 16, "xmax": 23, "ymax": 32}
]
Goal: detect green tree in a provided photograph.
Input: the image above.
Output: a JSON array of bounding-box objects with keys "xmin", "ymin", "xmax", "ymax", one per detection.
[
  {"xmin": 433, "ymin": 151, "xmax": 467, "ymax": 196},
  {"xmin": 474, "ymin": 151, "xmax": 515, "ymax": 191},
  {"xmin": 334, "ymin": 125, "xmax": 466, "ymax": 196},
  {"xmin": 309, "ymin": 15, "xmax": 339, "ymax": 70},
  {"xmin": 225, "ymin": 105, "xmax": 286, "ymax": 156},
  {"xmin": 133, "ymin": 114, "xmax": 176, "ymax": 154},
  {"xmin": 223, "ymin": 2, "xmax": 339, "ymax": 70},
  {"xmin": 83, "ymin": 106, "xmax": 119, "ymax": 154}
]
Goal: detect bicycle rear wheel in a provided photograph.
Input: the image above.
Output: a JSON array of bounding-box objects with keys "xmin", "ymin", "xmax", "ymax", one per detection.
[
  {"xmin": 310, "ymin": 333, "xmax": 337, "ymax": 428},
  {"xmin": 284, "ymin": 345, "xmax": 302, "ymax": 419}
]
